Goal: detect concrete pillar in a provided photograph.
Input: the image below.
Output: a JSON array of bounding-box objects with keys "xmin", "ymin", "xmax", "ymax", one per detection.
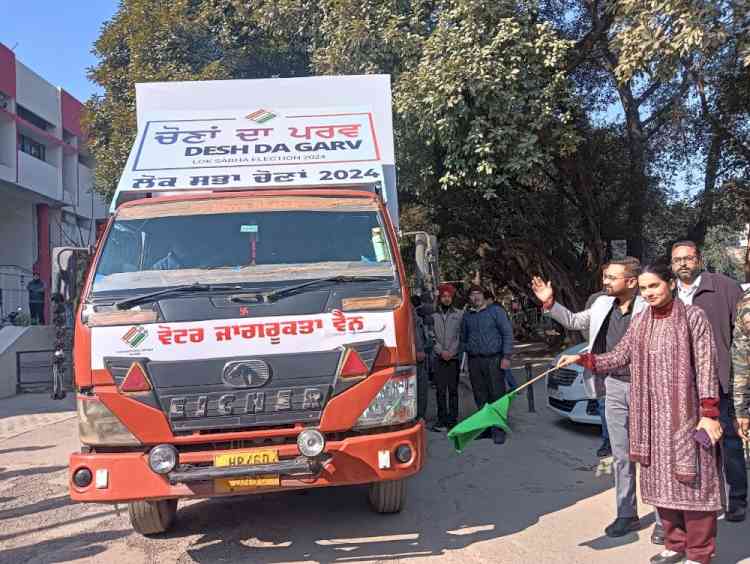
[{"xmin": 35, "ymin": 203, "xmax": 50, "ymax": 324}]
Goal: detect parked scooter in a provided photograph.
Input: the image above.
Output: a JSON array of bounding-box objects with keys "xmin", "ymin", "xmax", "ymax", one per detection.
[{"xmin": 0, "ymin": 306, "xmax": 23, "ymax": 327}]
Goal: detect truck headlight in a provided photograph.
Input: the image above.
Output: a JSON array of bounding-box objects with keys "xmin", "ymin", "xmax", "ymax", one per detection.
[
  {"xmin": 297, "ymin": 429, "xmax": 326, "ymax": 457},
  {"xmin": 354, "ymin": 370, "xmax": 417, "ymax": 429},
  {"xmin": 148, "ymin": 444, "xmax": 178, "ymax": 474},
  {"xmin": 77, "ymin": 396, "xmax": 141, "ymax": 446}
]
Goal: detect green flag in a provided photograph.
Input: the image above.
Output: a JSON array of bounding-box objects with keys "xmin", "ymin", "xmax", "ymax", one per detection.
[{"xmin": 447, "ymin": 391, "xmax": 517, "ymax": 453}]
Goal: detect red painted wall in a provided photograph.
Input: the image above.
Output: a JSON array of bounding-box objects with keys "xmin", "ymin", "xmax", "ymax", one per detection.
[
  {"xmin": 0, "ymin": 43, "xmax": 16, "ymax": 98},
  {"xmin": 60, "ymin": 89, "xmax": 83, "ymax": 138}
]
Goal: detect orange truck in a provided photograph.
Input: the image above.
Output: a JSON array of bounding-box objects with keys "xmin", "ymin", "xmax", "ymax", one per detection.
[{"xmin": 53, "ymin": 76, "xmax": 438, "ymax": 535}]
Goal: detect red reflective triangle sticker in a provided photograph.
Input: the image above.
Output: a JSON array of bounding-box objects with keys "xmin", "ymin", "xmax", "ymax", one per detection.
[
  {"xmin": 120, "ymin": 362, "xmax": 151, "ymax": 392},
  {"xmin": 340, "ymin": 350, "xmax": 369, "ymax": 379}
]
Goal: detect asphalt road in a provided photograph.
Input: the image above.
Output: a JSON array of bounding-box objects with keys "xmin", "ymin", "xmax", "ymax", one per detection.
[{"xmin": 1, "ymin": 356, "xmax": 748, "ymax": 564}]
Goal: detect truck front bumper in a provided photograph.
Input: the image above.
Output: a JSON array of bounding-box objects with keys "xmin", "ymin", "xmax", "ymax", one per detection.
[{"xmin": 69, "ymin": 422, "xmax": 424, "ymax": 503}]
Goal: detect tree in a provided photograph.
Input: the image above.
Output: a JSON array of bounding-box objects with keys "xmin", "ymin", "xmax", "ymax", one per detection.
[
  {"xmin": 85, "ymin": 0, "xmax": 745, "ymax": 309},
  {"xmin": 611, "ymin": 0, "xmax": 750, "ymax": 246},
  {"xmin": 85, "ymin": 0, "xmax": 312, "ymax": 199}
]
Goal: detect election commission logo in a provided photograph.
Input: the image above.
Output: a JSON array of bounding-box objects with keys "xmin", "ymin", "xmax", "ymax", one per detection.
[
  {"xmin": 245, "ymin": 109, "xmax": 277, "ymax": 123},
  {"xmin": 122, "ymin": 326, "xmax": 148, "ymax": 349}
]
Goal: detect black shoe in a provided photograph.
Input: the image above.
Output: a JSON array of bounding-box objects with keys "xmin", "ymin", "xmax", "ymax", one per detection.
[
  {"xmin": 596, "ymin": 440, "xmax": 612, "ymax": 458},
  {"xmin": 604, "ymin": 516, "xmax": 640, "ymax": 537},
  {"xmin": 430, "ymin": 423, "xmax": 447, "ymax": 433},
  {"xmin": 649, "ymin": 550, "xmax": 685, "ymax": 564},
  {"xmin": 725, "ymin": 506, "xmax": 746, "ymax": 522},
  {"xmin": 650, "ymin": 524, "xmax": 665, "ymax": 545},
  {"xmin": 492, "ymin": 428, "xmax": 506, "ymax": 445}
]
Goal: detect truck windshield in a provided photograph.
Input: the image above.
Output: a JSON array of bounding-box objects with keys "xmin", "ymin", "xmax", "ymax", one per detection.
[{"xmin": 92, "ymin": 209, "xmax": 395, "ymax": 293}]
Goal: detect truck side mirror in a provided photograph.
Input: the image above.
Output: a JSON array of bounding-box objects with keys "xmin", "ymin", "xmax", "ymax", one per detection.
[{"xmin": 51, "ymin": 247, "xmax": 91, "ymax": 303}]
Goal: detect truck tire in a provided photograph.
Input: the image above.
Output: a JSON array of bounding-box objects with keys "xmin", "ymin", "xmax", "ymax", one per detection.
[
  {"xmin": 128, "ymin": 499, "xmax": 178, "ymax": 535},
  {"xmin": 368, "ymin": 479, "xmax": 406, "ymax": 514}
]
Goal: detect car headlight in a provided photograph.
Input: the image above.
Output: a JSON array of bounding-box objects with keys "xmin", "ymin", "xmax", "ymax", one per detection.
[
  {"xmin": 354, "ymin": 370, "xmax": 417, "ymax": 429},
  {"xmin": 77, "ymin": 396, "xmax": 141, "ymax": 446},
  {"xmin": 148, "ymin": 444, "xmax": 178, "ymax": 474}
]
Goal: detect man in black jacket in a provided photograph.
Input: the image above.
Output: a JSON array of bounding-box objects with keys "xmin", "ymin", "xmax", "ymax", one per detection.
[{"xmin": 27, "ymin": 272, "xmax": 45, "ymax": 325}]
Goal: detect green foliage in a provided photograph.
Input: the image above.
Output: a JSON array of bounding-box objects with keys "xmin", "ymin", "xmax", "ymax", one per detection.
[
  {"xmin": 395, "ymin": 2, "xmax": 577, "ymax": 197},
  {"xmin": 703, "ymin": 224, "xmax": 745, "ymax": 280},
  {"xmin": 84, "ymin": 0, "xmax": 748, "ymax": 304},
  {"xmin": 613, "ymin": 0, "xmax": 749, "ymax": 82}
]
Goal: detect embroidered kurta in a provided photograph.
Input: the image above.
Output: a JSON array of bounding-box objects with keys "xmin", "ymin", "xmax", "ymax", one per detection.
[{"xmin": 591, "ymin": 304, "xmax": 724, "ymax": 512}]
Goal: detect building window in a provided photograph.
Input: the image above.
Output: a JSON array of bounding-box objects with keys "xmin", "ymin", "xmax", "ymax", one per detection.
[
  {"xmin": 19, "ymin": 134, "xmax": 46, "ymax": 162},
  {"xmin": 78, "ymin": 153, "xmax": 94, "ymax": 168},
  {"xmin": 16, "ymin": 105, "xmax": 53, "ymax": 131}
]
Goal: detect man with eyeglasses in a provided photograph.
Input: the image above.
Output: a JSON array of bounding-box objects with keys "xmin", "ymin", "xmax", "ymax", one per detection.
[
  {"xmin": 670, "ymin": 240, "xmax": 747, "ymax": 525},
  {"xmin": 532, "ymin": 257, "xmax": 649, "ymax": 539}
]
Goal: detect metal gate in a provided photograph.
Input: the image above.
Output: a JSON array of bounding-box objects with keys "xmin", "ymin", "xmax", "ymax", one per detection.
[{"xmin": 16, "ymin": 349, "xmax": 73, "ymax": 393}]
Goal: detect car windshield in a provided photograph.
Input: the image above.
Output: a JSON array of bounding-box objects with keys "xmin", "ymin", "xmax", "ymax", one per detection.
[{"xmin": 92, "ymin": 208, "xmax": 395, "ymax": 293}]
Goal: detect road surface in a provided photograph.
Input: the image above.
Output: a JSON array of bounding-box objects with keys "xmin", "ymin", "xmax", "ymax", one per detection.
[{"xmin": 1, "ymin": 352, "xmax": 748, "ymax": 563}]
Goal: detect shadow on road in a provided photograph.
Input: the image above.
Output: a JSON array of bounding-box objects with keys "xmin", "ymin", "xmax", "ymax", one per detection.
[
  {"xmin": 715, "ymin": 518, "xmax": 750, "ymax": 563},
  {"xmin": 0, "ymin": 494, "xmax": 72, "ymax": 520},
  {"xmin": 0, "ymin": 445, "xmax": 55, "ymax": 455},
  {"xmin": 0, "ymin": 530, "xmax": 130, "ymax": 563},
  {"xmin": 150, "ymin": 389, "xmax": 615, "ymax": 563},
  {"xmin": 0, "ymin": 393, "xmax": 76, "ymax": 419},
  {"xmin": 0, "ymin": 464, "xmax": 67, "ymax": 481},
  {"xmin": 170, "ymin": 485, "xmax": 529, "ymax": 562}
]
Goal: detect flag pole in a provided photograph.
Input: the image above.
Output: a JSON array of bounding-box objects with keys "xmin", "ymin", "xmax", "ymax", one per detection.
[{"xmin": 508, "ymin": 365, "xmax": 559, "ymax": 395}]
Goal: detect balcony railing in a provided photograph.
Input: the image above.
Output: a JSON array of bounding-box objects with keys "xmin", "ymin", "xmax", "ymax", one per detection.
[
  {"xmin": 17, "ymin": 151, "xmax": 60, "ymax": 200},
  {"xmin": 0, "ymin": 265, "xmax": 32, "ymax": 318}
]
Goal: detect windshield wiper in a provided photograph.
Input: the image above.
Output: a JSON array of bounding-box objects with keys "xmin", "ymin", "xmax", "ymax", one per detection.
[
  {"xmin": 115, "ymin": 283, "xmax": 246, "ymax": 310},
  {"xmin": 260, "ymin": 275, "xmax": 392, "ymax": 303}
]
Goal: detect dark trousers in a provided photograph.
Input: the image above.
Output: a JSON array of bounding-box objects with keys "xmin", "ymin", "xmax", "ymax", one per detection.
[
  {"xmin": 434, "ymin": 358, "xmax": 459, "ymax": 425},
  {"xmin": 719, "ymin": 390, "xmax": 748, "ymax": 510},
  {"xmin": 468, "ymin": 355, "xmax": 506, "ymax": 408},
  {"xmin": 29, "ymin": 302, "xmax": 44, "ymax": 324},
  {"xmin": 416, "ymin": 361, "xmax": 428, "ymax": 420},
  {"xmin": 658, "ymin": 507, "xmax": 717, "ymax": 564}
]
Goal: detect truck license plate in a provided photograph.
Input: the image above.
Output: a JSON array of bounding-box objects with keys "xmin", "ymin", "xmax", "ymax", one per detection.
[{"xmin": 214, "ymin": 449, "xmax": 280, "ymax": 492}]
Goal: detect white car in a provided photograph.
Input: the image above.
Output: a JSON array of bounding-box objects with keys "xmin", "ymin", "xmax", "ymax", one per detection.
[{"xmin": 546, "ymin": 342, "xmax": 603, "ymax": 426}]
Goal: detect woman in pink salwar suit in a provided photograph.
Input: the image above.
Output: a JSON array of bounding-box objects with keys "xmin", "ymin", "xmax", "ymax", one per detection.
[{"xmin": 559, "ymin": 263, "xmax": 725, "ymax": 564}]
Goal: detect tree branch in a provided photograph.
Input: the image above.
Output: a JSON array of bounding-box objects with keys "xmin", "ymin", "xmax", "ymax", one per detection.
[
  {"xmin": 693, "ymin": 73, "xmax": 750, "ymax": 163},
  {"xmin": 566, "ymin": 0, "xmax": 614, "ymax": 73},
  {"xmin": 642, "ymin": 70, "xmax": 691, "ymax": 137},
  {"xmin": 635, "ymin": 80, "xmax": 661, "ymax": 107}
]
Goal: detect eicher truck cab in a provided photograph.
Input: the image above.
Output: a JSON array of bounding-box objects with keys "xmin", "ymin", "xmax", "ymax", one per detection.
[{"xmin": 53, "ymin": 76, "xmax": 437, "ymax": 535}]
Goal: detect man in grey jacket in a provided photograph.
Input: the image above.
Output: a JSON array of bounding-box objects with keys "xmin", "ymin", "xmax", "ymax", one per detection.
[
  {"xmin": 430, "ymin": 284, "xmax": 464, "ymax": 432},
  {"xmin": 532, "ymin": 257, "xmax": 653, "ymax": 540}
]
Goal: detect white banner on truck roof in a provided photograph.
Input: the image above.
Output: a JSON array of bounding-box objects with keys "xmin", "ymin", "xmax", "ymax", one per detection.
[
  {"xmin": 113, "ymin": 75, "xmax": 399, "ymax": 226},
  {"xmin": 117, "ymin": 106, "xmax": 385, "ymax": 192}
]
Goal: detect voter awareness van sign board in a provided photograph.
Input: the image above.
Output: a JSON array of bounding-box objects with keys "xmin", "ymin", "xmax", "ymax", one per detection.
[
  {"xmin": 112, "ymin": 75, "xmax": 400, "ymax": 226},
  {"xmin": 118, "ymin": 106, "xmax": 385, "ymax": 191}
]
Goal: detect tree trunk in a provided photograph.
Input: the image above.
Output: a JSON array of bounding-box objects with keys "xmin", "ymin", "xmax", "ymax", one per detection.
[
  {"xmin": 599, "ymin": 46, "xmax": 649, "ymax": 260},
  {"xmin": 620, "ymin": 89, "xmax": 648, "ymax": 260},
  {"xmin": 687, "ymin": 127, "xmax": 724, "ymax": 245}
]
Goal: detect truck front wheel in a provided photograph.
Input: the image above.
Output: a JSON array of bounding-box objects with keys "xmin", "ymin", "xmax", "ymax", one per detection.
[
  {"xmin": 368, "ymin": 479, "xmax": 406, "ymax": 513},
  {"xmin": 128, "ymin": 499, "xmax": 178, "ymax": 535}
]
